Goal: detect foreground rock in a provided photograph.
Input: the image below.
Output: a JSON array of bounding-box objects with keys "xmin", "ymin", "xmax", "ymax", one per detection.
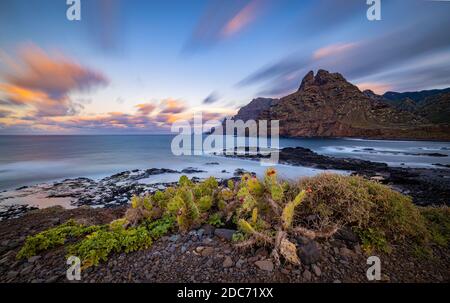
[{"xmin": 0, "ymin": 206, "xmax": 448, "ymax": 283}]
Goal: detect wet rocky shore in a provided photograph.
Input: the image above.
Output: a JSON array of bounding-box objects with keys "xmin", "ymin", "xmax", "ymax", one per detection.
[
  {"xmin": 0, "ymin": 167, "xmax": 249, "ymax": 221},
  {"xmin": 221, "ymin": 147, "xmax": 450, "ymax": 206},
  {"xmin": 1, "ymin": 147, "xmax": 449, "ymax": 222}
]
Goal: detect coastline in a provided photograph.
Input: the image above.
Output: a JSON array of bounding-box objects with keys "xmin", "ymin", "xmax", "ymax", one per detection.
[{"xmin": 1, "ymin": 146, "xmax": 448, "ymax": 222}]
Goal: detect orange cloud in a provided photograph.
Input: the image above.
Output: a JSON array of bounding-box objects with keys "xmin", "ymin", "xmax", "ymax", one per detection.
[
  {"xmin": 313, "ymin": 42, "xmax": 358, "ymax": 60},
  {"xmin": 159, "ymin": 98, "xmax": 187, "ymax": 114},
  {"xmin": 135, "ymin": 103, "xmax": 156, "ymax": 115},
  {"xmin": 5, "ymin": 44, "xmax": 108, "ymax": 98},
  {"xmin": 0, "ymin": 44, "xmax": 108, "ymax": 118}
]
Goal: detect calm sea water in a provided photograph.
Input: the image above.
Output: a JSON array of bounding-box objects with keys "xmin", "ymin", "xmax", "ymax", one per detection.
[{"xmin": 0, "ymin": 135, "xmax": 449, "ymax": 190}]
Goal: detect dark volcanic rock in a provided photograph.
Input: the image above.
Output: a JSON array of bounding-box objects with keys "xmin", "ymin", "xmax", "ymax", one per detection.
[
  {"xmin": 223, "ymin": 147, "xmax": 450, "ymax": 206},
  {"xmin": 214, "ymin": 229, "xmax": 236, "ymax": 241},
  {"xmin": 237, "ymin": 70, "xmax": 450, "ymax": 140},
  {"xmin": 298, "ymin": 241, "xmax": 321, "ymax": 265}
]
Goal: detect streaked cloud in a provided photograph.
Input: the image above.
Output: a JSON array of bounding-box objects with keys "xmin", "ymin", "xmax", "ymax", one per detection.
[
  {"xmin": 221, "ymin": 0, "xmax": 261, "ymax": 38},
  {"xmin": 313, "ymin": 42, "xmax": 358, "ymax": 60},
  {"xmin": 238, "ymin": 1, "xmax": 450, "ymax": 96},
  {"xmin": 202, "ymin": 91, "xmax": 220, "ymax": 104},
  {"xmin": 184, "ymin": 0, "xmax": 269, "ymax": 51},
  {"xmin": 0, "ymin": 44, "xmax": 108, "ymax": 117},
  {"xmin": 2, "ymin": 44, "xmax": 108, "ymax": 99}
]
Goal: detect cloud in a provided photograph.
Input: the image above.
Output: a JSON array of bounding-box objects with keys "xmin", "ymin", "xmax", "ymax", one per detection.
[
  {"xmin": 135, "ymin": 102, "xmax": 156, "ymax": 115},
  {"xmin": 313, "ymin": 42, "xmax": 358, "ymax": 60},
  {"xmin": 221, "ymin": 0, "xmax": 261, "ymax": 38},
  {"xmin": 202, "ymin": 91, "xmax": 220, "ymax": 104},
  {"xmin": 0, "ymin": 109, "xmax": 12, "ymax": 118},
  {"xmin": 0, "ymin": 44, "xmax": 108, "ymax": 117},
  {"xmin": 295, "ymin": 0, "xmax": 365, "ymax": 38},
  {"xmin": 84, "ymin": 0, "xmax": 126, "ymax": 52},
  {"xmin": 159, "ymin": 99, "xmax": 187, "ymax": 114},
  {"xmin": 184, "ymin": 0, "xmax": 268, "ymax": 52},
  {"xmin": 355, "ymin": 82, "xmax": 393, "ymax": 95},
  {"xmin": 238, "ymin": 2, "xmax": 450, "ymax": 96},
  {"xmin": 3, "ymin": 44, "xmax": 108, "ymax": 99}
]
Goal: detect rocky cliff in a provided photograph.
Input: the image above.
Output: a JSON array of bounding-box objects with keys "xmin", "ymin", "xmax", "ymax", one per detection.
[{"xmin": 232, "ymin": 70, "xmax": 450, "ymax": 140}]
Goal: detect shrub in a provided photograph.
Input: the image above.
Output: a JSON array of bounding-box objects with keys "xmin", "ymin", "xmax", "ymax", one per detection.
[
  {"xmin": 207, "ymin": 212, "xmax": 224, "ymax": 227},
  {"xmin": 17, "ymin": 170, "xmax": 444, "ymax": 268},
  {"xmin": 297, "ymin": 173, "xmax": 430, "ymax": 252},
  {"xmin": 421, "ymin": 206, "xmax": 450, "ymax": 247},
  {"xmin": 17, "ymin": 220, "xmax": 103, "ymax": 259}
]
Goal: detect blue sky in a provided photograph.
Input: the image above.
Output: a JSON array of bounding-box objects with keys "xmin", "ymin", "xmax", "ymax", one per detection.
[{"xmin": 0, "ymin": 0, "xmax": 449, "ymax": 134}]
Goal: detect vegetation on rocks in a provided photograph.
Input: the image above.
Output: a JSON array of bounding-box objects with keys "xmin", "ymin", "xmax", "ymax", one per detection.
[{"xmin": 16, "ymin": 169, "xmax": 449, "ymax": 269}]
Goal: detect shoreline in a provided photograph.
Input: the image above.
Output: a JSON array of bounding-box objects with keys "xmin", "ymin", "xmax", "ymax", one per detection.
[
  {"xmin": 219, "ymin": 147, "xmax": 450, "ymax": 206},
  {"xmin": 0, "ymin": 146, "xmax": 449, "ymax": 221}
]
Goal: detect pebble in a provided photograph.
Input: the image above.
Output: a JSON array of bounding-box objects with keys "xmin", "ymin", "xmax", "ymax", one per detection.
[
  {"xmin": 201, "ymin": 247, "xmax": 214, "ymax": 257},
  {"xmin": 235, "ymin": 259, "xmax": 245, "ymax": 268},
  {"xmin": 339, "ymin": 247, "xmax": 354, "ymax": 258},
  {"xmin": 28, "ymin": 256, "xmax": 41, "ymax": 263},
  {"xmin": 312, "ymin": 264, "xmax": 322, "ymax": 277},
  {"xmin": 298, "ymin": 241, "xmax": 321, "ymax": 265},
  {"xmin": 254, "ymin": 260, "xmax": 274, "ymax": 272},
  {"xmin": 169, "ymin": 235, "xmax": 179, "ymax": 242},
  {"xmin": 214, "ymin": 229, "xmax": 236, "ymax": 241},
  {"xmin": 303, "ymin": 269, "xmax": 312, "ymax": 281},
  {"xmin": 7, "ymin": 271, "xmax": 19, "ymax": 280},
  {"xmin": 223, "ymin": 256, "xmax": 233, "ymax": 268}
]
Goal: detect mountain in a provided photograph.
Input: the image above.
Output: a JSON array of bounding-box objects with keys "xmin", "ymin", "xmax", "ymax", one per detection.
[
  {"xmin": 229, "ymin": 70, "xmax": 450, "ymax": 140},
  {"xmin": 231, "ymin": 97, "xmax": 279, "ymax": 122},
  {"xmin": 383, "ymin": 88, "xmax": 450, "ymax": 103},
  {"xmin": 365, "ymin": 89, "xmax": 450, "ymax": 124},
  {"xmin": 417, "ymin": 92, "xmax": 450, "ymax": 124}
]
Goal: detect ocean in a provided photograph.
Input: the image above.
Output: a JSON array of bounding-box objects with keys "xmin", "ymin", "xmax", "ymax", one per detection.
[{"xmin": 0, "ymin": 135, "xmax": 449, "ymax": 191}]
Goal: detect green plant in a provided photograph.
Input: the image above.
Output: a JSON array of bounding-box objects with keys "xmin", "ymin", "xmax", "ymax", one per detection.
[
  {"xmin": 298, "ymin": 173, "xmax": 430, "ymax": 252},
  {"xmin": 421, "ymin": 206, "xmax": 450, "ymax": 247},
  {"xmin": 17, "ymin": 220, "xmax": 103, "ymax": 259},
  {"xmin": 354, "ymin": 227, "xmax": 391, "ymax": 254},
  {"xmin": 17, "ymin": 170, "xmax": 444, "ymax": 269},
  {"xmin": 208, "ymin": 212, "xmax": 224, "ymax": 227},
  {"xmin": 234, "ymin": 170, "xmax": 315, "ymax": 266}
]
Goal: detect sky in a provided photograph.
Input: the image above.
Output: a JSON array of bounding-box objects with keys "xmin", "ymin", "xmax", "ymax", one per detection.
[{"xmin": 0, "ymin": 0, "xmax": 449, "ymax": 134}]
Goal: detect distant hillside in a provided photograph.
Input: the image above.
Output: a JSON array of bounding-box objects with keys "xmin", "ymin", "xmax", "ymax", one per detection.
[
  {"xmin": 383, "ymin": 88, "xmax": 450, "ymax": 103},
  {"xmin": 365, "ymin": 89, "xmax": 450, "ymax": 124},
  {"xmin": 228, "ymin": 70, "xmax": 450, "ymax": 140},
  {"xmin": 417, "ymin": 92, "xmax": 450, "ymax": 124}
]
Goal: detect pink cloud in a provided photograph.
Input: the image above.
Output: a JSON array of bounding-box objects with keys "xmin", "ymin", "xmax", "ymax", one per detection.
[
  {"xmin": 356, "ymin": 82, "xmax": 393, "ymax": 94},
  {"xmin": 313, "ymin": 42, "xmax": 359, "ymax": 60},
  {"xmin": 221, "ymin": 0, "xmax": 261, "ymax": 37}
]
